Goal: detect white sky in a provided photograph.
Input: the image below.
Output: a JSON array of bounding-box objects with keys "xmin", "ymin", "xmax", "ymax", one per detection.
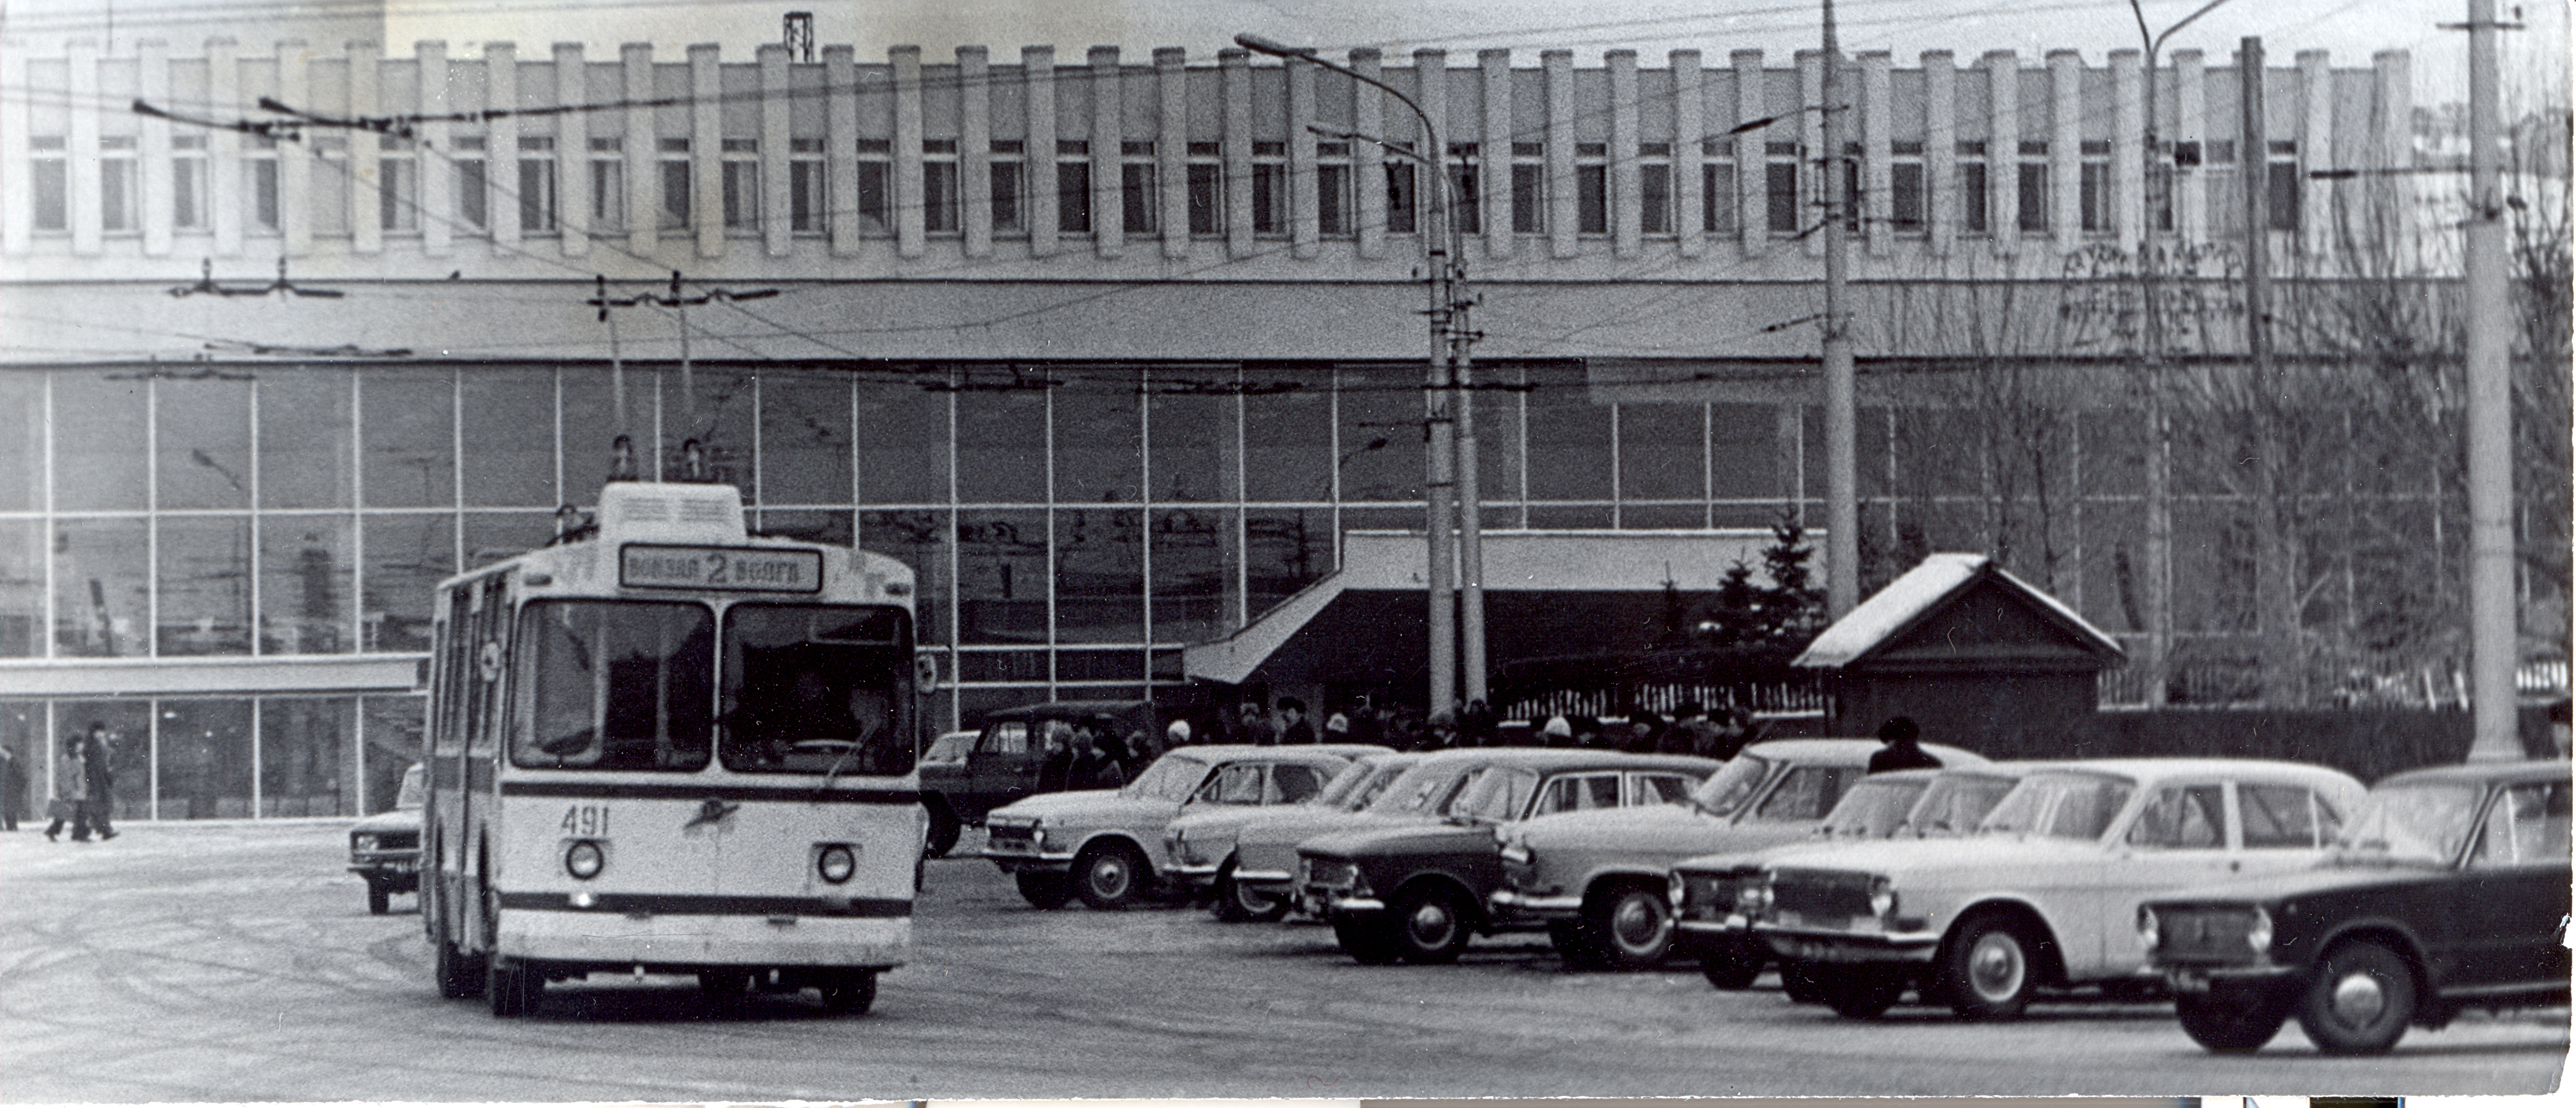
[{"xmin": 368, "ymin": 0, "xmax": 2564, "ymax": 102}]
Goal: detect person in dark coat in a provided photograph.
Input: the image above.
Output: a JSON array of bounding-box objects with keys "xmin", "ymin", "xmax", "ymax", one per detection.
[
  {"xmin": 1866, "ymin": 715, "xmax": 1943, "ymax": 774},
  {"xmin": 78, "ymin": 723, "xmax": 118, "ymax": 840},
  {"xmin": 44, "ymin": 737, "xmax": 85, "ymax": 841},
  {"xmin": 1035, "ymin": 725, "xmax": 1077, "ymax": 793},
  {"xmin": 1276, "ymin": 697, "xmax": 1316, "ymax": 745},
  {"xmin": 1458, "ymin": 699, "xmax": 1499, "ymax": 748},
  {"xmin": 1068, "ymin": 727, "xmax": 1127, "ymax": 790},
  {"xmin": 0, "ymin": 743, "xmax": 24, "ymax": 831}
]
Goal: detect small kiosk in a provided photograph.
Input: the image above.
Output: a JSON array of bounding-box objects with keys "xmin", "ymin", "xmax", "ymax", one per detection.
[{"xmin": 1795, "ymin": 554, "xmax": 2125, "ymax": 758}]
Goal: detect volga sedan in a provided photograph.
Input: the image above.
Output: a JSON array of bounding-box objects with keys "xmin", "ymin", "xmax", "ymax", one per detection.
[
  {"xmin": 1754, "ymin": 758, "xmax": 2365, "ymax": 1020},
  {"xmin": 1670, "ymin": 762, "xmax": 2034, "ymax": 988},
  {"xmin": 1163, "ymin": 750, "xmax": 1424, "ymax": 921},
  {"xmin": 1490, "ymin": 737, "xmax": 1985, "ymax": 970},
  {"xmin": 1226, "ymin": 749, "xmax": 1530, "ymax": 914},
  {"xmin": 2140, "ymin": 759, "xmax": 2570, "ymax": 1055},
  {"xmin": 981, "ymin": 743, "xmax": 1384, "ymax": 909}
]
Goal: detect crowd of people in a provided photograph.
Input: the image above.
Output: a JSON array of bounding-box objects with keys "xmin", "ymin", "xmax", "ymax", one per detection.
[{"xmin": 1148, "ymin": 695, "xmax": 1771, "ymax": 761}]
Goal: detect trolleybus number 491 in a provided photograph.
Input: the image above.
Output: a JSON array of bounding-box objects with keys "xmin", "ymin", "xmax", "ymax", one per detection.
[{"xmin": 620, "ymin": 544, "xmax": 823, "ymax": 592}]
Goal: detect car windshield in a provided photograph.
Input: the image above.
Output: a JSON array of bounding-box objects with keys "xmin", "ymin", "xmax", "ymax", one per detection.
[
  {"xmin": 1123, "ymin": 753, "xmax": 1212, "ymax": 802},
  {"xmin": 923, "ymin": 731, "xmax": 975, "ymax": 764},
  {"xmin": 1367, "ymin": 761, "xmax": 1476, "ymax": 815},
  {"xmin": 1308, "ymin": 758, "xmax": 1378, "ymax": 808},
  {"xmin": 511, "ymin": 599, "xmax": 715, "ymax": 771},
  {"xmin": 2334, "ymin": 780, "xmax": 2483, "ymax": 866},
  {"xmin": 1689, "ymin": 753, "xmax": 1773, "ymax": 817},
  {"xmin": 1903, "ymin": 771, "xmax": 2019, "ymax": 837},
  {"xmin": 1342, "ymin": 761, "xmax": 1417, "ymax": 810},
  {"xmin": 1448, "ymin": 766, "xmax": 1541, "ymax": 823},
  {"xmin": 1816, "ymin": 776, "xmax": 1927, "ymax": 838},
  {"xmin": 1978, "ymin": 771, "xmax": 2136, "ymax": 841},
  {"xmin": 718, "ymin": 603, "xmax": 917, "ymax": 776}
]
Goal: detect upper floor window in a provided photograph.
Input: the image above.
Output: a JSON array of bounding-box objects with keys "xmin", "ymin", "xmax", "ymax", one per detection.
[
  {"xmin": 173, "ymin": 134, "xmax": 210, "ymax": 230},
  {"xmin": 855, "ymin": 137, "xmax": 892, "ymax": 234},
  {"xmin": 2015, "ymin": 139, "xmax": 2049, "ymax": 233},
  {"xmin": 921, "ymin": 137, "xmax": 958, "ymax": 234},
  {"xmin": 100, "ymin": 136, "xmax": 139, "ymax": 233},
  {"xmin": 1575, "ymin": 141, "xmax": 1609, "ymax": 235},
  {"xmin": 789, "ymin": 137, "xmax": 825, "ymax": 234},
  {"xmin": 586, "ymin": 137, "xmax": 623, "ymax": 232},
  {"xmin": 721, "ymin": 138, "xmax": 760, "ymax": 233},
  {"xmin": 1447, "ymin": 142, "xmax": 1481, "ymax": 236},
  {"xmin": 2079, "ymin": 138, "xmax": 2112, "ymax": 234},
  {"xmin": 1699, "ymin": 138, "xmax": 1736, "ymax": 236},
  {"xmin": 1186, "ymin": 141, "xmax": 1221, "ymax": 237},
  {"xmin": 1251, "ymin": 141, "xmax": 1286, "ymax": 236},
  {"xmin": 250, "ymin": 134, "xmax": 287, "ymax": 233},
  {"xmin": 1890, "ymin": 139, "xmax": 1925, "ymax": 234},
  {"xmin": 1957, "ymin": 139, "xmax": 1990, "ymax": 235},
  {"xmin": 29, "ymin": 136, "xmax": 67, "ymax": 232},
  {"xmin": 1637, "ymin": 141, "xmax": 1672, "ymax": 236},
  {"xmin": 1054, "ymin": 139, "xmax": 1090, "ymax": 235},
  {"xmin": 1764, "ymin": 141, "xmax": 1800, "ymax": 235},
  {"xmin": 1121, "ymin": 140, "xmax": 1158, "ymax": 236},
  {"xmin": 989, "ymin": 139, "xmax": 1024, "ymax": 235},
  {"xmin": 1511, "ymin": 141, "xmax": 1546, "ymax": 234},
  {"xmin": 2266, "ymin": 140, "xmax": 2302, "ymax": 232},
  {"xmin": 1383, "ymin": 142, "xmax": 1418, "ymax": 236},
  {"xmin": 657, "ymin": 137, "xmax": 691, "ymax": 230},
  {"xmin": 1315, "ymin": 141, "xmax": 1353, "ymax": 237},
  {"xmin": 518, "ymin": 136, "xmax": 558, "ymax": 235}
]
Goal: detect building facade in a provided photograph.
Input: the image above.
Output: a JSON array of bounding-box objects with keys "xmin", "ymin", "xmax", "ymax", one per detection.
[{"xmin": 0, "ymin": 33, "xmax": 2466, "ymax": 821}]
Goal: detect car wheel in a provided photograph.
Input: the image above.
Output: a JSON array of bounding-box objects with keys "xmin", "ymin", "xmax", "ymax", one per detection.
[
  {"xmin": 487, "ymin": 958, "xmax": 543, "ymax": 1017},
  {"xmin": 1074, "ymin": 843, "xmax": 1150, "ymax": 910},
  {"xmin": 1583, "ymin": 883, "xmax": 1676, "ymax": 971},
  {"xmin": 2296, "ymin": 939, "xmax": 2418, "ymax": 1055},
  {"xmin": 818, "ymin": 969, "xmax": 878, "ymax": 1015},
  {"xmin": 368, "ymin": 882, "xmax": 391, "ymax": 916},
  {"xmin": 1389, "ymin": 885, "xmax": 1475, "ymax": 964},
  {"xmin": 1015, "ymin": 871, "xmax": 1073, "ymax": 910},
  {"xmin": 1817, "ymin": 965, "xmax": 1907, "ymax": 1020},
  {"xmin": 922, "ymin": 800, "xmax": 961, "ymax": 859},
  {"xmin": 1939, "ymin": 914, "xmax": 2045, "ymax": 1020},
  {"xmin": 1698, "ymin": 936, "xmax": 1765, "ymax": 990},
  {"xmin": 1211, "ymin": 862, "xmax": 1289, "ymax": 924},
  {"xmin": 1333, "ymin": 916, "xmax": 1406, "ymax": 966},
  {"xmin": 2176, "ymin": 988, "xmax": 2291, "ymax": 1053}
]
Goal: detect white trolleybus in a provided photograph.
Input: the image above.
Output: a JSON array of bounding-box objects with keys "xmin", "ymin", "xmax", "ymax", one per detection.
[{"xmin": 420, "ymin": 478, "xmax": 929, "ymax": 1017}]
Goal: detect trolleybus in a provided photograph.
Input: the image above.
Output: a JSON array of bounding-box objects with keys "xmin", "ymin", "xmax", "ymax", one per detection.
[{"xmin": 420, "ymin": 478, "xmax": 928, "ymax": 1017}]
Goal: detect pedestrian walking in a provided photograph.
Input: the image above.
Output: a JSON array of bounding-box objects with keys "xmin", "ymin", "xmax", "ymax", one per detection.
[
  {"xmin": 77, "ymin": 723, "xmax": 118, "ymax": 840},
  {"xmin": 43, "ymin": 736, "xmax": 87, "ymax": 841},
  {"xmin": 1866, "ymin": 715, "xmax": 1943, "ymax": 774},
  {"xmin": 0, "ymin": 743, "xmax": 24, "ymax": 831}
]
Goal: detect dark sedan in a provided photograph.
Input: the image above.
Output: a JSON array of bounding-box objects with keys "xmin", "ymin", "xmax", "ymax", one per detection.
[
  {"xmin": 2139, "ymin": 759, "xmax": 2570, "ymax": 1054},
  {"xmin": 1293, "ymin": 750, "xmax": 1719, "ymax": 965}
]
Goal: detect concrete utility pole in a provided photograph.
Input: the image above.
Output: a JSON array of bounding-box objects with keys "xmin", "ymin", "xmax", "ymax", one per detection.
[
  {"xmin": 1237, "ymin": 33, "xmax": 1476, "ymax": 714},
  {"xmin": 1820, "ymin": 0, "xmax": 1858, "ymax": 619},
  {"xmin": 2463, "ymin": 0, "xmax": 2520, "ymax": 759}
]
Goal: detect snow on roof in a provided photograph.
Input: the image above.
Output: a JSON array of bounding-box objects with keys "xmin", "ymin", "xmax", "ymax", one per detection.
[{"xmin": 1793, "ymin": 553, "xmax": 2123, "ymax": 669}]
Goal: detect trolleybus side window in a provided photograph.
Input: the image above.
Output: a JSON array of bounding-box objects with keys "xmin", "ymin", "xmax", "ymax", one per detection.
[
  {"xmin": 719, "ymin": 603, "xmax": 917, "ymax": 776},
  {"xmin": 510, "ymin": 599, "xmax": 716, "ymax": 770}
]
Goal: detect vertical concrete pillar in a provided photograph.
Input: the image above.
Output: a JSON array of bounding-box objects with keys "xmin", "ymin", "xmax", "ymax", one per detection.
[
  {"xmin": 1607, "ymin": 49, "xmax": 1641, "ymax": 259},
  {"xmin": 554, "ymin": 42, "xmax": 587, "ymax": 258},
  {"xmin": 1672, "ymin": 50, "xmax": 1704, "ymax": 259},
  {"xmin": 0, "ymin": 46, "xmax": 28, "ymax": 256},
  {"xmin": 1221, "ymin": 47, "xmax": 1254, "ymax": 259},
  {"xmin": 690, "ymin": 42, "xmax": 723, "ymax": 259},
  {"xmin": 349, "ymin": 40, "xmax": 383, "ymax": 256},
  {"xmin": 762, "ymin": 43, "xmax": 794, "ymax": 258},
  {"xmin": 1022, "ymin": 46, "xmax": 1058, "ymax": 258},
  {"xmin": 1983, "ymin": 49, "xmax": 2017, "ymax": 258},
  {"xmin": 1797, "ymin": 48, "xmax": 1823, "ymax": 258},
  {"xmin": 1088, "ymin": 46, "xmax": 1123, "ymax": 258},
  {"xmin": 70, "ymin": 38, "xmax": 102, "ymax": 257},
  {"xmin": 410, "ymin": 40, "xmax": 443, "ymax": 259},
  {"xmin": 1352, "ymin": 47, "xmax": 1386, "ymax": 260},
  {"xmin": 1287, "ymin": 54, "xmax": 1318, "ymax": 259},
  {"xmin": 1861, "ymin": 50, "xmax": 1892, "ymax": 258},
  {"xmin": 1543, "ymin": 49, "xmax": 1575, "ymax": 258},
  {"xmin": 959, "ymin": 46, "xmax": 993, "ymax": 259},
  {"xmin": 2113, "ymin": 48, "xmax": 2142, "ymax": 250},
  {"xmin": 2173, "ymin": 49, "xmax": 2205, "ymax": 245},
  {"xmin": 621, "ymin": 43, "xmax": 655, "ymax": 259},
  {"xmin": 1733, "ymin": 49, "xmax": 1765, "ymax": 258},
  {"xmin": 2298, "ymin": 49, "xmax": 2334, "ymax": 260},
  {"xmin": 486, "ymin": 41, "xmax": 520, "ymax": 256},
  {"xmin": 1481, "ymin": 48, "xmax": 1514, "ymax": 259},
  {"xmin": 141, "ymin": 38, "xmax": 176, "ymax": 256},
  {"xmin": 2049, "ymin": 49, "xmax": 2081, "ymax": 253},
  {"xmin": 1156, "ymin": 47, "xmax": 1187, "ymax": 259},
  {"xmin": 1923, "ymin": 50, "xmax": 1956, "ymax": 257}
]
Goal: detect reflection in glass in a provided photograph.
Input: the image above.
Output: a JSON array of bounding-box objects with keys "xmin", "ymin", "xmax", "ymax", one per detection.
[
  {"xmin": 461, "ymin": 368, "xmax": 555, "ymax": 507},
  {"xmin": 0, "ymin": 373, "xmax": 42, "ymax": 512},
  {"xmin": 859, "ymin": 509, "xmax": 950, "ymax": 644},
  {"xmin": 956, "ymin": 388, "xmax": 1044, "ymax": 503},
  {"xmin": 857, "ymin": 382, "xmax": 951, "ymax": 505},
  {"xmin": 261, "ymin": 516, "xmax": 351, "ymax": 654},
  {"xmin": 956, "ymin": 510, "xmax": 1046, "ymax": 644},
  {"xmin": 511, "ymin": 600, "xmax": 715, "ymax": 771},
  {"xmin": 260, "ymin": 698, "xmax": 352, "ymax": 816},
  {"xmin": 54, "ymin": 518, "xmax": 148, "ymax": 656},
  {"xmin": 0, "ymin": 520, "xmax": 41, "ymax": 656},
  {"xmin": 1053, "ymin": 508, "xmax": 1141, "ymax": 644},
  {"xmin": 159, "ymin": 377, "xmax": 253, "ymax": 510},
  {"xmin": 362, "ymin": 514, "xmax": 452, "ymax": 652},
  {"xmin": 1334, "ymin": 371, "xmax": 1423, "ymax": 502},
  {"xmin": 363, "ymin": 368, "xmax": 456, "ymax": 508},
  {"xmin": 1150, "ymin": 508, "xmax": 1226, "ymax": 644},
  {"xmin": 1245, "ymin": 509, "xmax": 1332, "ymax": 615},
  {"xmin": 258, "ymin": 369, "xmax": 354, "ymax": 509},
  {"xmin": 720, "ymin": 603, "xmax": 917, "ymax": 776},
  {"xmin": 54, "ymin": 373, "xmax": 149, "ymax": 511},
  {"xmin": 158, "ymin": 698, "xmax": 252, "ymax": 819},
  {"xmin": 361, "ymin": 695, "xmax": 426, "ymax": 813},
  {"xmin": 157, "ymin": 515, "xmax": 254, "ymax": 655},
  {"xmin": 759, "ymin": 372, "xmax": 852, "ymax": 505},
  {"xmin": 1052, "ymin": 387, "xmax": 1140, "ymax": 505}
]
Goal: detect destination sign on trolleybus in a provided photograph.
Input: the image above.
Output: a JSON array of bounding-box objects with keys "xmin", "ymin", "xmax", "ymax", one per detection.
[{"xmin": 620, "ymin": 544, "xmax": 824, "ymax": 592}]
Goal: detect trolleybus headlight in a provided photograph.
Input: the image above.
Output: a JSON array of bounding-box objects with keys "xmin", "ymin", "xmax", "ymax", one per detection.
[
  {"xmin": 564, "ymin": 839, "xmax": 606, "ymax": 880},
  {"xmin": 817, "ymin": 843, "xmax": 858, "ymax": 884}
]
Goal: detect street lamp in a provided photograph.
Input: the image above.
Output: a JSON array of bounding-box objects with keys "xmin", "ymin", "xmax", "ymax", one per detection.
[
  {"xmin": 1236, "ymin": 33, "xmax": 1484, "ymax": 713},
  {"xmin": 2126, "ymin": 0, "xmax": 2234, "ymax": 708}
]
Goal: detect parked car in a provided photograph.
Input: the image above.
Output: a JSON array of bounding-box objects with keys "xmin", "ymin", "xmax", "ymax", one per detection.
[
  {"xmin": 1164, "ymin": 751, "xmax": 1425, "ymax": 921},
  {"xmin": 347, "ymin": 763, "xmax": 425, "ymax": 915},
  {"xmin": 1670, "ymin": 763, "xmax": 2037, "ymax": 989},
  {"xmin": 1227, "ymin": 749, "xmax": 1526, "ymax": 915},
  {"xmin": 1294, "ymin": 750, "xmax": 1720, "ymax": 965},
  {"xmin": 2139, "ymin": 759, "xmax": 2570, "ymax": 1055},
  {"xmin": 981, "ymin": 743, "xmax": 1386, "ymax": 910},
  {"xmin": 1490, "ymin": 737, "xmax": 1986, "ymax": 970},
  {"xmin": 919, "ymin": 700, "xmax": 1159, "ymax": 857},
  {"xmin": 922, "ymin": 729, "xmax": 979, "ymax": 766},
  {"xmin": 1754, "ymin": 758, "xmax": 2366, "ymax": 1021}
]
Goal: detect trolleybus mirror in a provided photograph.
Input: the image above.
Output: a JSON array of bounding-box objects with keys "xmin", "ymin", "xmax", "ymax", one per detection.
[{"xmin": 914, "ymin": 651, "xmax": 940, "ymax": 697}]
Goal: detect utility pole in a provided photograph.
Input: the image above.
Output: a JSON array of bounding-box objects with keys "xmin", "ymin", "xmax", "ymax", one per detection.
[
  {"xmin": 2463, "ymin": 0, "xmax": 2520, "ymax": 758},
  {"xmin": 1820, "ymin": 0, "xmax": 1858, "ymax": 618}
]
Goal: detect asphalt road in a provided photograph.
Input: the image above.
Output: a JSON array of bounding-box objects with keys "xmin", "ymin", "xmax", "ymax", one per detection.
[{"xmin": 0, "ymin": 821, "xmax": 2563, "ymax": 1100}]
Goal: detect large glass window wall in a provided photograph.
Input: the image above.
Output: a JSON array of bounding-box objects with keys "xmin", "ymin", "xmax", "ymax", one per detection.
[
  {"xmin": 10, "ymin": 357, "xmax": 2250, "ymax": 737},
  {"xmin": 0, "ymin": 694, "xmax": 421, "ymax": 821}
]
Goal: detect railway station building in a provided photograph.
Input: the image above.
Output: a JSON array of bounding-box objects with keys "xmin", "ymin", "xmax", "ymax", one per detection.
[{"xmin": 0, "ymin": 26, "xmax": 2482, "ymax": 820}]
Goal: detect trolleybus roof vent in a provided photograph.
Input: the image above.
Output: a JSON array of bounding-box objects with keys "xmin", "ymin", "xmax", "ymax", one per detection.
[{"xmin": 596, "ymin": 482, "xmax": 747, "ymax": 543}]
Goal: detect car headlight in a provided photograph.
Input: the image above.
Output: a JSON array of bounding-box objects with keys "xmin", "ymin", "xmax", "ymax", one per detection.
[
  {"xmin": 354, "ymin": 833, "xmax": 379, "ymax": 852},
  {"xmin": 1736, "ymin": 878, "xmax": 1772, "ymax": 918},
  {"xmin": 816, "ymin": 843, "xmax": 857, "ymax": 884},
  {"xmin": 2135, "ymin": 906, "xmax": 2161, "ymax": 951},
  {"xmin": 1498, "ymin": 837, "xmax": 1532, "ymax": 866},
  {"xmin": 2244, "ymin": 907, "xmax": 2273, "ymax": 953},
  {"xmin": 1668, "ymin": 871, "xmax": 1688, "ymax": 911},
  {"xmin": 564, "ymin": 839, "xmax": 605, "ymax": 880},
  {"xmin": 1867, "ymin": 875, "xmax": 1897, "ymax": 919}
]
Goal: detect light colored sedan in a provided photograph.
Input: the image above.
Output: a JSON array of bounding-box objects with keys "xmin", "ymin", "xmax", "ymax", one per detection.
[
  {"xmin": 1752, "ymin": 758, "xmax": 2366, "ymax": 1021},
  {"xmin": 981, "ymin": 743, "xmax": 1386, "ymax": 910},
  {"xmin": 1669, "ymin": 762, "xmax": 2038, "ymax": 989},
  {"xmin": 1163, "ymin": 750, "xmax": 1425, "ymax": 922},
  {"xmin": 1226, "ymin": 749, "xmax": 1517, "ymax": 911}
]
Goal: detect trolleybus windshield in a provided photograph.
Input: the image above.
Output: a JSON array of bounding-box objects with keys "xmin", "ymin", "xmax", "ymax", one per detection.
[
  {"xmin": 720, "ymin": 603, "xmax": 917, "ymax": 777},
  {"xmin": 512, "ymin": 599, "xmax": 717, "ymax": 771}
]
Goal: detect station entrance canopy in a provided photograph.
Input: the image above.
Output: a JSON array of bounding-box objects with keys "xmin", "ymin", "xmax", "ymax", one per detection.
[{"xmin": 1182, "ymin": 529, "xmax": 1783, "ymax": 690}]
